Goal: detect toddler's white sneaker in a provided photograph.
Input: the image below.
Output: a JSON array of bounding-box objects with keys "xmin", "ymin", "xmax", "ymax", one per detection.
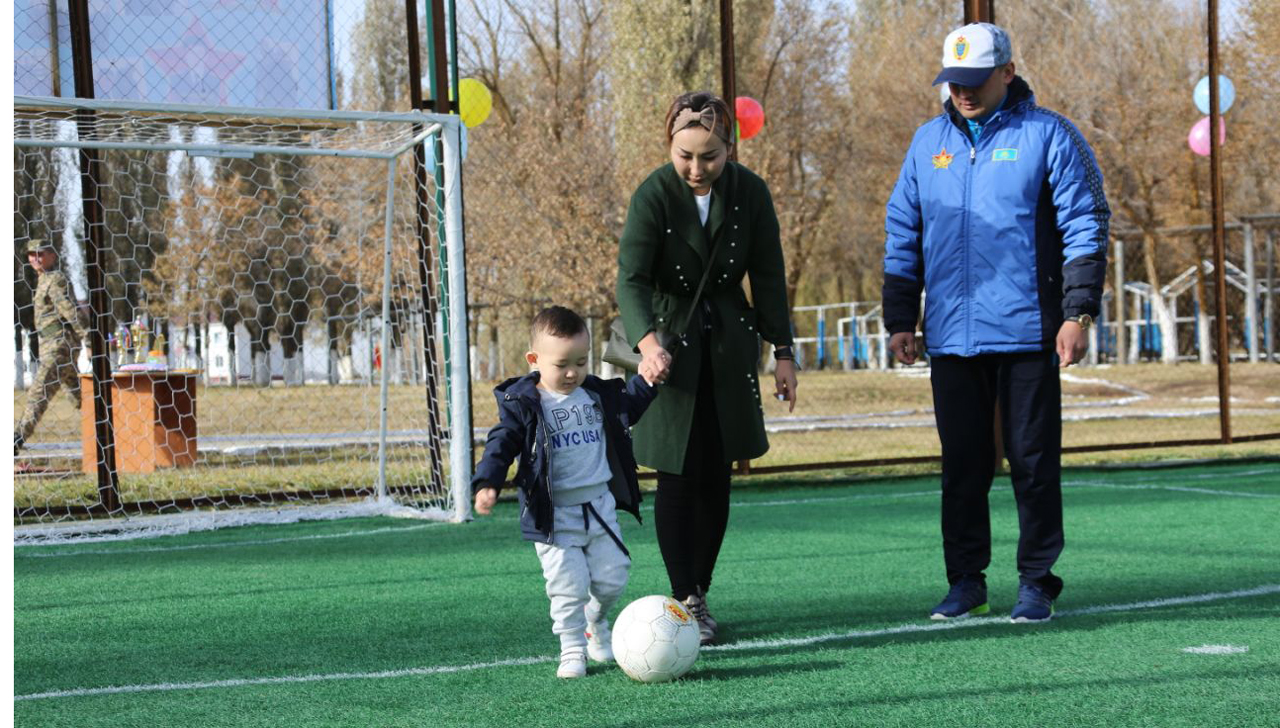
[
  {"xmin": 556, "ymin": 650, "xmax": 587, "ymax": 679},
  {"xmin": 586, "ymin": 621, "xmax": 613, "ymax": 663}
]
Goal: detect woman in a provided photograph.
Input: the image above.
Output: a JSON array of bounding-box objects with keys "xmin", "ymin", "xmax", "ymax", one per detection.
[{"xmin": 615, "ymin": 91, "xmax": 798, "ymax": 644}]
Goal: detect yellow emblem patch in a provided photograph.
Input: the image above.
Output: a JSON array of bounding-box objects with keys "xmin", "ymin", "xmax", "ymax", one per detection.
[
  {"xmin": 932, "ymin": 147, "xmax": 954, "ymax": 169},
  {"xmin": 666, "ymin": 602, "xmax": 692, "ymax": 623},
  {"xmin": 954, "ymin": 36, "xmax": 969, "ymax": 61}
]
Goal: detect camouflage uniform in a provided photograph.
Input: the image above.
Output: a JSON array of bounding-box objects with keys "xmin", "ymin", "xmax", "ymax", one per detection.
[{"xmin": 17, "ymin": 254, "xmax": 87, "ymax": 449}]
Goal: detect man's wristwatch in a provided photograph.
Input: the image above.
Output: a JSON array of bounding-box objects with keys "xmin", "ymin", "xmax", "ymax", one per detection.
[{"xmin": 1065, "ymin": 314, "xmax": 1093, "ymax": 330}]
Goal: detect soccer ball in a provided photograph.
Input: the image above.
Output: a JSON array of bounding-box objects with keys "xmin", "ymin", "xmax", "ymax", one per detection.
[{"xmin": 611, "ymin": 595, "xmax": 701, "ymax": 683}]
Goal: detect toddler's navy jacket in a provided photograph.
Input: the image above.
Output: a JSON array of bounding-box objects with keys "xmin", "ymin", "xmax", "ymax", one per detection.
[{"xmin": 472, "ymin": 372, "xmax": 658, "ymax": 543}]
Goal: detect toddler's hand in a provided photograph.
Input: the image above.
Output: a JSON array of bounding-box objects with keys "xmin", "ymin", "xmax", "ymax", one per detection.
[{"xmin": 474, "ymin": 487, "xmax": 498, "ymax": 515}]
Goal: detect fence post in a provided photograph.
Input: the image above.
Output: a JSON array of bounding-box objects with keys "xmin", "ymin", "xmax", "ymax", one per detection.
[
  {"xmin": 1267, "ymin": 229, "xmax": 1276, "ymax": 363},
  {"xmin": 1244, "ymin": 223, "xmax": 1258, "ymax": 362},
  {"xmin": 405, "ymin": 0, "xmax": 449, "ymax": 497},
  {"xmin": 69, "ymin": 0, "xmax": 121, "ymax": 511},
  {"xmin": 1206, "ymin": 0, "xmax": 1231, "ymax": 443},
  {"xmin": 1113, "ymin": 237, "xmax": 1127, "ymax": 365}
]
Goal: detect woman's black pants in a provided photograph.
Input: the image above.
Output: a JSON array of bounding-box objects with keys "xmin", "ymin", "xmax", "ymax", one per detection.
[{"xmin": 654, "ymin": 346, "xmax": 732, "ymax": 601}]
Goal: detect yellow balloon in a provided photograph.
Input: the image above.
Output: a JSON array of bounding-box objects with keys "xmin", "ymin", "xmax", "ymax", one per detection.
[{"xmin": 458, "ymin": 78, "xmax": 492, "ymax": 128}]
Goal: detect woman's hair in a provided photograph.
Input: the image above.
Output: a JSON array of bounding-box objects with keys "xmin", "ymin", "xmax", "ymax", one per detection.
[{"xmin": 664, "ymin": 91, "xmax": 733, "ymax": 146}]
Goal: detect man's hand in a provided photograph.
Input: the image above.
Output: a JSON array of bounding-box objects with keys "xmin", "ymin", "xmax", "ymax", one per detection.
[
  {"xmin": 473, "ymin": 486, "xmax": 498, "ymax": 515},
  {"xmin": 1056, "ymin": 321, "xmax": 1089, "ymax": 367},
  {"xmin": 774, "ymin": 359, "xmax": 798, "ymax": 413},
  {"xmin": 889, "ymin": 331, "xmax": 918, "ymax": 365}
]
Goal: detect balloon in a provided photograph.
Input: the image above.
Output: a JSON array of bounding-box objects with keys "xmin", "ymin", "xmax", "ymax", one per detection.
[
  {"xmin": 1187, "ymin": 116, "xmax": 1226, "ymax": 156},
  {"xmin": 1193, "ymin": 75, "xmax": 1235, "ymax": 115},
  {"xmin": 457, "ymin": 78, "xmax": 492, "ymax": 128},
  {"xmin": 735, "ymin": 96, "xmax": 764, "ymax": 140}
]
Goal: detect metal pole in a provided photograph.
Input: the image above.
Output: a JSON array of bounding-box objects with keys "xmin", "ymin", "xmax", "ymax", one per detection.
[
  {"xmin": 427, "ymin": 0, "xmax": 468, "ymax": 486},
  {"xmin": 721, "ymin": 0, "xmax": 752, "ymax": 472},
  {"xmin": 720, "ymin": 0, "xmax": 737, "ymax": 163},
  {"xmin": 1114, "ymin": 237, "xmax": 1127, "ymax": 364},
  {"xmin": 441, "ymin": 121, "xmax": 473, "ymax": 522},
  {"xmin": 1267, "ymin": 230, "xmax": 1276, "ymax": 362},
  {"xmin": 47, "ymin": 0, "xmax": 61, "ymax": 96},
  {"xmin": 964, "ymin": 0, "xmax": 994, "ymax": 24},
  {"xmin": 1244, "ymin": 223, "xmax": 1258, "ymax": 362},
  {"xmin": 68, "ymin": 0, "xmax": 120, "ymax": 511},
  {"xmin": 1207, "ymin": 0, "xmax": 1231, "ymax": 442},
  {"xmin": 377, "ymin": 159, "xmax": 397, "ymax": 501},
  {"xmin": 404, "ymin": 0, "xmax": 448, "ymax": 496},
  {"xmin": 427, "ymin": 2, "xmax": 453, "ymax": 412},
  {"xmin": 430, "ymin": 0, "xmax": 452, "ymax": 115}
]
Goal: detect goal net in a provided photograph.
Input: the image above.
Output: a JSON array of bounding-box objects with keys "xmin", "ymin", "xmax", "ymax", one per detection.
[{"xmin": 13, "ymin": 96, "xmax": 473, "ymax": 543}]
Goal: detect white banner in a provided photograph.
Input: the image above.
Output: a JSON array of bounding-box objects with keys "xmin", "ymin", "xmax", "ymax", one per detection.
[{"xmin": 14, "ymin": 0, "xmax": 334, "ymax": 110}]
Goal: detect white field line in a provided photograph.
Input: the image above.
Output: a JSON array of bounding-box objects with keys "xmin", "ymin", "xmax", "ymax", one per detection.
[
  {"xmin": 1170, "ymin": 468, "xmax": 1279, "ymax": 482},
  {"xmin": 15, "ymin": 522, "xmax": 447, "ymax": 559},
  {"xmin": 706, "ymin": 583, "xmax": 1280, "ymax": 653},
  {"xmin": 1182, "ymin": 644, "xmax": 1250, "ymax": 655},
  {"xmin": 732, "ymin": 490, "xmax": 937, "ymax": 508},
  {"xmin": 1064, "ymin": 480, "xmax": 1280, "ymax": 499},
  {"xmin": 14, "ymin": 493, "xmax": 943, "ymax": 559},
  {"xmin": 20, "ymin": 471, "xmax": 1276, "ymax": 559},
  {"xmin": 13, "ymin": 656, "xmax": 554, "ymax": 702},
  {"xmin": 1058, "ymin": 372, "xmax": 1151, "ymax": 399},
  {"xmin": 15, "ymin": 584, "xmax": 1278, "ymax": 703}
]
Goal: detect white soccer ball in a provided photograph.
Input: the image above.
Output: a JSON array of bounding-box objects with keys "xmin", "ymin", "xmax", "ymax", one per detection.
[{"xmin": 611, "ymin": 594, "xmax": 701, "ymax": 683}]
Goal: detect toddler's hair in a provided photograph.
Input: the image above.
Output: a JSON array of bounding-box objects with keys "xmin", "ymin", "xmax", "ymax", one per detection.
[{"xmin": 531, "ymin": 306, "xmax": 588, "ymax": 346}]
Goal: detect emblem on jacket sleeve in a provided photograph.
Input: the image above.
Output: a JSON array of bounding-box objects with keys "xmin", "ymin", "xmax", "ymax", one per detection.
[{"xmin": 932, "ymin": 147, "xmax": 954, "ymax": 169}]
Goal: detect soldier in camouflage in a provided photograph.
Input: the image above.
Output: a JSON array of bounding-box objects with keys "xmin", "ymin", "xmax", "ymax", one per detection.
[{"xmin": 15, "ymin": 241, "xmax": 87, "ymax": 455}]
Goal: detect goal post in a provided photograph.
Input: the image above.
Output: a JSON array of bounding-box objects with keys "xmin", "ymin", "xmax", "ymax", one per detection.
[{"xmin": 13, "ymin": 95, "xmax": 473, "ymax": 542}]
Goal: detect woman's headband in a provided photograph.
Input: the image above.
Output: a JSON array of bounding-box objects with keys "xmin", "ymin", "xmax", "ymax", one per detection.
[{"xmin": 670, "ymin": 106, "xmax": 730, "ymax": 142}]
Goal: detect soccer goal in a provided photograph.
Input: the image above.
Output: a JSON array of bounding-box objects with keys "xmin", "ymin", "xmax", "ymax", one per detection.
[{"xmin": 13, "ymin": 95, "xmax": 473, "ymax": 543}]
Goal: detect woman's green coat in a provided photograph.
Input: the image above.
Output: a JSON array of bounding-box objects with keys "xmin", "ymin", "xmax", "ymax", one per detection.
[{"xmin": 616, "ymin": 161, "xmax": 793, "ymax": 473}]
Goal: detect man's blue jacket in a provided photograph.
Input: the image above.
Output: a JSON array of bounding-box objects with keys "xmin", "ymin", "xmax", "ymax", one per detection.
[{"xmin": 882, "ymin": 77, "xmax": 1110, "ymax": 357}]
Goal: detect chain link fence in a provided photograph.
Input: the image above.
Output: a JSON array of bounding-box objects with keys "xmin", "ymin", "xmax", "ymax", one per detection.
[
  {"xmin": 11, "ymin": 2, "xmax": 1279, "ymax": 532},
  {"xmin": 13, "ymin": 98, "xmax": 468, "ymax": 532}
]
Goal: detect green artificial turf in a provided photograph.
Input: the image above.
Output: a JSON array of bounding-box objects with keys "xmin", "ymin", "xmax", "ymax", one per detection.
[{"xmin": 13, "ymin": 461, "xmax": 1280, "ymax": 727}]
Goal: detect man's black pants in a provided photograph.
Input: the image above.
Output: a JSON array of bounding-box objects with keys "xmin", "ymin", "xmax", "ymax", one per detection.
[{"xmin": 930, "ymin": 351, "xmax": 1064, "ymax": 598}]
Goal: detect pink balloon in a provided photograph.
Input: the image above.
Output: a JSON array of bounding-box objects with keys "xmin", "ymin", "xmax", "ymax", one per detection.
[{"xmin": 1188, "ymin": 116, "xmax": 1226, "ymax": 157}]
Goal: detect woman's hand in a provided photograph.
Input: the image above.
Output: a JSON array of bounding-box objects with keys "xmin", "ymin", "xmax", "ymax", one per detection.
[
  {"xmin": 638, "ymin": 331, "xmax": 673, "ymax": 385},
  {"xmin": 774, "ymin": 359, "xmax": 798, "ymax": 413}
]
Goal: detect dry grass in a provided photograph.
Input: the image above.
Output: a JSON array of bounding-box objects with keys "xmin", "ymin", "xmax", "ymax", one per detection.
[{"xmin": 13, "ymin": 363, "xmax": 1277, "ymax": 512}]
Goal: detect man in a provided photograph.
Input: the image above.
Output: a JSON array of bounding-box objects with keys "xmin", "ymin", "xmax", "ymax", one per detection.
[
  {"xmin": 882, "ymin": 23, "xmax": 1109, "ymax": 623},
  {"xmin": 16, "ymin": 241, "xmax": 87, "ymax": 456}
]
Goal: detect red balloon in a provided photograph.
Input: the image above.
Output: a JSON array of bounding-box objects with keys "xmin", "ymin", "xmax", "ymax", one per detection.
[{"xmin": 735, "ymin": 96, "xmax": 765, "ymax": 140}]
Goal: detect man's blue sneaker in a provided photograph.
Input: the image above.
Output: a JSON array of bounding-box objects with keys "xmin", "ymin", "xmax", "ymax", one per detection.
[
  {"xmin": 1010, "ymin": 582, "xmax": 1054, "ymax": 623},
  {"xmin": 929, "ymin": 578, "xmax": 989, "ymax": 620}
]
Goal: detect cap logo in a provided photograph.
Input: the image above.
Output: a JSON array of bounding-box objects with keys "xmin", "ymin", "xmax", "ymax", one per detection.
[{"xmin": 953, "ymin": 36, "xmax": 969, "ymax": 61}]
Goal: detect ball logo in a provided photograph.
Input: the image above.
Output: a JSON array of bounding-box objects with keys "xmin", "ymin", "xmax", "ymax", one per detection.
[
  {"xmin": 665, "ymin": 601, "xmax": 692, "ymax": 623},
  {"xmin": 954, "ymin": 37, "xmax": 969, "ymax": 61}
]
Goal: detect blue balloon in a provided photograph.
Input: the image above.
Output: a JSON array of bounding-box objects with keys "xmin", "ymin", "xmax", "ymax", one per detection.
[{"xmin": 1194, "ymin": 75, "xmax": 1235, "ymax": 115}]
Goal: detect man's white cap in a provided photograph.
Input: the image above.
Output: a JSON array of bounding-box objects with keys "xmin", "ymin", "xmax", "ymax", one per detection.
[{"xmin": 932, "ymin": 23, "xmax": 1012, "ymax": 87}]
